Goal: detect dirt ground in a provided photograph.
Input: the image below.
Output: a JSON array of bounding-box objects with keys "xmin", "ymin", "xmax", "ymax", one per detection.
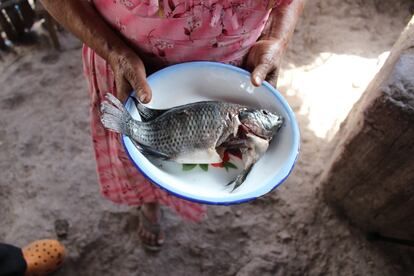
[{"xmin": 0, "ymin": 1, "xmax": 413, "ymax": 275}]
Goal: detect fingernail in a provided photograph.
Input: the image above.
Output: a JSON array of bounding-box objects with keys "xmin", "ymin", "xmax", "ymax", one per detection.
[
  {"xmin": 139, "ymin": 94, "xmax": 147, "ymax": 103},
  {"xmin": 254, "ymin": 76, "xmax": 262, "ymax": 85}
]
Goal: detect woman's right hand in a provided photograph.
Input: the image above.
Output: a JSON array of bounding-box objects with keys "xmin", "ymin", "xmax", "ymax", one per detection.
[
  {"xmin": 39, "ymin": 0, "xmax": 153, "ymax": 103},
  {"xmin": 108, "ymin": 49, "xmax": 152, "ymax": 104}
]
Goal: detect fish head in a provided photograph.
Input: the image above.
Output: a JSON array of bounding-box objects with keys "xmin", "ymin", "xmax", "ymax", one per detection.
[{"xmin": 238, "ymin": 108, "xmax": 284, "ymax": 140}]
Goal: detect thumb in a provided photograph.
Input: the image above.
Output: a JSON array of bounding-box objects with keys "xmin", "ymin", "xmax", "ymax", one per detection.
[
  {"xmin": 251, "ymin": 62, "xmax": 271, "ymax": 87},
  {"xmin": 115, "ymin": 75, "xmax": 133, "ymax": 103},
  {"xmin": 127, "ymin": 69, "xmax": 152, "ymax": 104},
  {"xmin": 131, "ymin": 77, "xmax": 152, "ymax": 104}
]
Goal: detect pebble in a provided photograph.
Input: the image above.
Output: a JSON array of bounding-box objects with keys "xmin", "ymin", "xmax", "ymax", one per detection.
[
  {"xmin": 278, "ymin": 230, "xmax": 292, "ymax": 242},
  {"xmin": 207, "ymin": 226, "xmax": 216, "ymax": 233},
  {"xmin": 54, "ymin": 219, "xmax": 69, "ymax": 239}
]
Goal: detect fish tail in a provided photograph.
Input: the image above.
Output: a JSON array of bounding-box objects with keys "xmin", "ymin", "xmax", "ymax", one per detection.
[
  {"xmin": 130, "ymin": 96, "xmax": 165, "ymax": 122},
  {"xmin": 100, "ymin": 93, "xmax": 133, "ymax": 134}
]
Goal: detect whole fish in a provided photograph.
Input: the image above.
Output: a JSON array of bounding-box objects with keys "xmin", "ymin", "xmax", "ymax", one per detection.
[{"xmin": 100, "ymin": 93, "xmax": 283, "ymax": 190}]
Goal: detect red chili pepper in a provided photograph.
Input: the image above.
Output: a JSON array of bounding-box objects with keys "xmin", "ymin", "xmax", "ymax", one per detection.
[
  {"xmin": 223, "ymin": 151, "xmax": 230, "ymax": 162},
  {"xmin": 211, "ymin": 162, "xmax": 224, "ymax": 168},
  {"xmin": 211, "ymin": 151, "xmax": 230, "ymax": 167}
]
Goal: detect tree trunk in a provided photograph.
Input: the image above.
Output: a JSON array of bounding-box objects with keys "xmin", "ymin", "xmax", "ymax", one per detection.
[{"xmin": 320, "ymin": 17, "xmax": 414, "ymax": 239}]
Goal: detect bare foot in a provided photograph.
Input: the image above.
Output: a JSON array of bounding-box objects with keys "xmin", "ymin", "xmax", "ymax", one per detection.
[{"xmin": 137, "ymin": 203, "xmax": 165, "ymax": 249}]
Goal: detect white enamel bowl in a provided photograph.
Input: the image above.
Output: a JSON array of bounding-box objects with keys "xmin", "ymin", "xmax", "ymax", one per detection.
[{"xmin": 122, "ymin": 61, "xmax": 300, "ymax": 205}]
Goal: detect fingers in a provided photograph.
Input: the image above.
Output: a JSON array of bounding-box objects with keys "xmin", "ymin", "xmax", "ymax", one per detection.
[
  {"xmin": 247, "ymin": 39, "xmax": 284, "ymax": 87},
  {"xmin": 127, "ymin": 68, "xmax": 152, "ymax": 104},
  {"xmin": 111, "ymin": 53, "xmax": 153, "ymax": 104},
  {"xmin": 115, "ymin": 75, "xmax": 133, "ymax": 103},
  {"xmin": 251, "ymin": 62, "xmax": 272, "ymax": 87}
]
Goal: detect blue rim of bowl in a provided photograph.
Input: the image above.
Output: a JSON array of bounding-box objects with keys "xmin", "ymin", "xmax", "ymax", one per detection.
[{"xmin": 121, "ymin": 61, "xmax": 300, "ymax": 205}]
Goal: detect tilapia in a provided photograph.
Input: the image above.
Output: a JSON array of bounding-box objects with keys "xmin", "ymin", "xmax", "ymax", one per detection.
[{"xmin": 100, "ymin": 93, "xmax": 283, "ymax": 191}]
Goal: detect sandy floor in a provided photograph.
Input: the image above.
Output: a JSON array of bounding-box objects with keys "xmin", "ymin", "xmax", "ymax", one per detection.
[{"xmin": 0, "ymin": 0, "xmax": 413, "ymax": 275}]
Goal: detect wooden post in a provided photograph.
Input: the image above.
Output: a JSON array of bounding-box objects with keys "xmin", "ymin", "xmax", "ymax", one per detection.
[
  {"xmin": 0, "ymin": 9, "xmax": 18, "ymax": 41},
  {"xmin": 3, "ymin": 4, "xmax": 25, "ymax": 36},
  {"xmin": 19, "ymin": 0, "xmax": 35, "ymax": 30},
  {"xmin": 34, "ymin": 0, "xmax": 60, "ymax": 50},
  {"xmin": 0, "ymin": 30, "xmax": 5, "ymax": 49},
  {"xmin": 320, "ymin": 16, "xmax": 414, "ymax": 239}
]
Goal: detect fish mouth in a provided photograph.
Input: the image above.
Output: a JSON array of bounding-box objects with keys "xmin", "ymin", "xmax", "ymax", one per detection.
[{"xmin": 239, "ymin": 124, "xmax": 270, "ymax": 140}]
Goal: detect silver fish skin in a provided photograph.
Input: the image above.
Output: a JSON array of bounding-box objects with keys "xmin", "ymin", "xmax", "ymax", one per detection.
[{"xmin": 101, "ymin": 93, "xmax": 244, "ymax": 164}]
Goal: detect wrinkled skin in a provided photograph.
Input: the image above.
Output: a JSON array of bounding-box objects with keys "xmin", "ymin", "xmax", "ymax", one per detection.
[
  {"xmin": 246, "ymin": 0, "xmax": 307, "ymax": 87},
  {"xmin": 108, "ymin": 51, "xmax": 152, "ymax": 103},
  {"xmin": 246, "ymin": 39, "xmax": 285, "ymax": 87},
  {"xmin": 108, "ymin": 43, "xmax": 170, "ymax": 103},
  {"xmin": 40, "ymin": 0, "xmax": 154, "ymax": 104}
]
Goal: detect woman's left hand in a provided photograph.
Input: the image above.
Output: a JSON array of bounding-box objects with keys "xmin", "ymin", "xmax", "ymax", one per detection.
[{"xmin": 245, "ymin": 39, "xmax": 286, "ymax": 87}]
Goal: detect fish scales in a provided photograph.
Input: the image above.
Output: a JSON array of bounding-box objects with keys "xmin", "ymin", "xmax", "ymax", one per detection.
[{"xmin": 126, "ymin": 102, "xmax": 242, "ymax": 157}]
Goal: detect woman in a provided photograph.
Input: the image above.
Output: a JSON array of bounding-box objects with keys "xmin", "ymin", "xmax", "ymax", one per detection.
[{"xmin": 40, "ymin": 0, "xmax": 305, "ymax": 251}]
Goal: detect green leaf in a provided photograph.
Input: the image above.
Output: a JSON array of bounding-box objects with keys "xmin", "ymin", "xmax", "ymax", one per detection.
[
  {"xmin": 182, "ymin": 164, "xmax": 197, "ymax": 171},
  {"xmin": 224, "ymin": 162, "xmax": 238, "ymax": 170},
  {"xmin": 199, "ymin": 164, "xmax": 209, "ymax": 171}
]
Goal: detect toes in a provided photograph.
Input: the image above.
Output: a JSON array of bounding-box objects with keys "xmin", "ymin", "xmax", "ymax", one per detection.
[
  {"xmin": 158, "ymin": 232, "xmax": 165, "ymax": 245},
  {"xmin": 144, "ymin": 231, "xmax": 152, "ymax": 244},
  {"xmin": 138, "ymin": 227, "xmax": 146, "ymax": 240},
  {"xmin": 139, "ymin": 226, "xmax": 163, "ymax": 246},
  {"xmin": 147, "ymin": 232, "xmax": 157, "ymax": 246},
  {"xmin": 149, "ymin": 233, "xmax": 157, "ymax": 245},
  {"xmin": 138, "ymin": 225, "xmax": 151, "ymax": 244}
]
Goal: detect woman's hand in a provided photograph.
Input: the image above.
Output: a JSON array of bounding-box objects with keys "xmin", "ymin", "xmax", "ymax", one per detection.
[
  {"xmin": 247, "ymin": 0, "xmax": 306, "ymax": 87},
  {"xmin": 108, "ymin": 50, "xmax": 152, "ymax": 103},
  {"xmin": 246, "ymin": 39, "xmax": 286, "ymax": 87},
  {"xmin": 40, "ymin": 0, "xmax": 152, "ymax": 103}
]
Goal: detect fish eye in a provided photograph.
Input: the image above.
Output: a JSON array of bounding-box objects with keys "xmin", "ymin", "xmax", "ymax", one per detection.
[{"xmin": 261, "ymin": 110, "xmax": 268, "ymax": 115}]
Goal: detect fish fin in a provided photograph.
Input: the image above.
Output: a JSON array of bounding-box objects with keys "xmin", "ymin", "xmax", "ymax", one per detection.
[
  {"xmin": 226, "ymin": 134, "xmax": 269, "ymax": 191},
  {"xmin": 105, "ymin": 93, "xmax": 126, "ymax": 111},
  {"xmin": 174, "ymin": 110, "xmax": 191, "ymax": 118},
  {"xmin": 227, "ymin": 164, "xmax": 254, "ymax": 192},
  {"xmin": 131, "ymin": 140, "xmax": 171, "ymax": 160},
  {"xmin": 100, "ymin": 93, "xmax": 132, "ymax": 134},
  {"xmin": 130, "ymin": 96, "xmax": 166, "ymax": 122}
]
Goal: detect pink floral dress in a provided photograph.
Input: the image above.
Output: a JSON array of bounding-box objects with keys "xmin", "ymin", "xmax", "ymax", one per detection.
[{"xmin": 82, "ymin": 0, "xmax": 291, "ymax": 221}]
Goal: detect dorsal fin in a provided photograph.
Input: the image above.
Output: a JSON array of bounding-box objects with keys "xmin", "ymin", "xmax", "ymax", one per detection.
[{"xmin": 130, "ymin": 96, "xmax": 167, "ymax": 122}]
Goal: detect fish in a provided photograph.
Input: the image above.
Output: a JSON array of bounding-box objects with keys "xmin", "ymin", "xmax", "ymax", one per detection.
[{"xmin": 100, "ymin": 93, "xmax": 284, "ymax": 191}]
